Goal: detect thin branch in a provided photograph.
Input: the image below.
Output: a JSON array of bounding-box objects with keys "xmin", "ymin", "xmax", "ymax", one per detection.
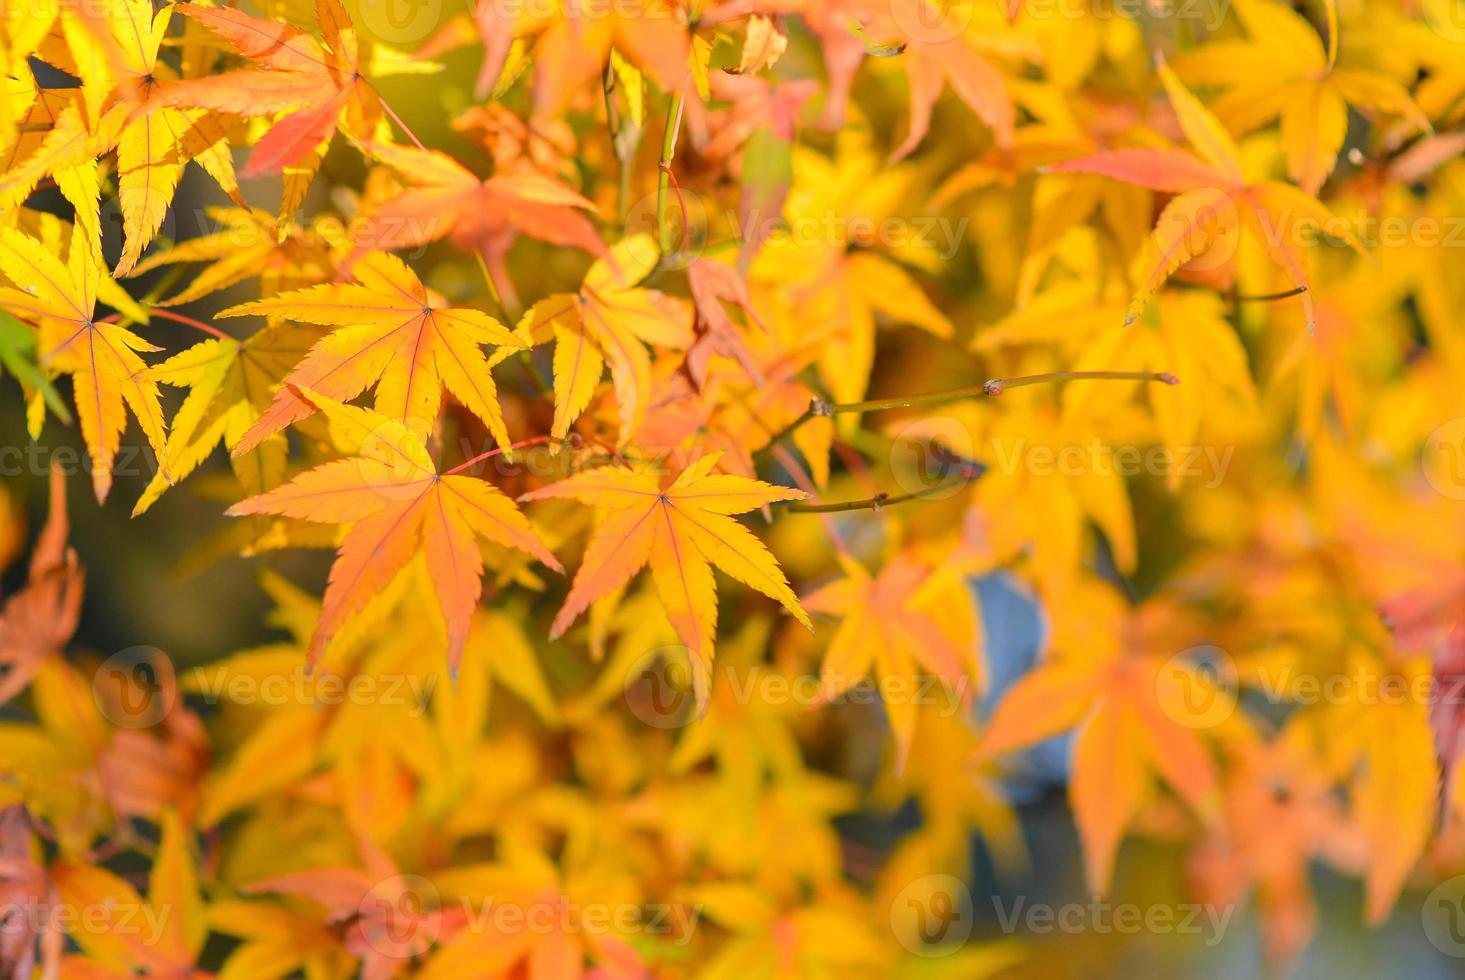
[
  {"xmin": 810, "ymin": 370, "xmax": 1180, "ymax": 417},
  {"xmin": 444, "ymin": 436, "xmax": 554, "ymax": 475},
  {"xmin": 147, "ymin": 307, "xmax": 232, "ymax": 341},
  {"xmin": 777, "ymin": 462, "xmax": 988, "ymax": 514},
  {"xmin": 602, "ymin": 60, "xmax": 638, "ymax": 230},
  {"xmin": 472, "ymin": 250, "xmax": 510, "ymax": 321},
  {"xmin": 1229, "ymin": 286, "xmax": 1308, "ymax": 303},
  {"xmin": 374, "ymin": 89, "xmax": 427, "ymax": 151},
  {"xmin": 655, "ymin": 85, "xmax": 687, "ymax": 257}
]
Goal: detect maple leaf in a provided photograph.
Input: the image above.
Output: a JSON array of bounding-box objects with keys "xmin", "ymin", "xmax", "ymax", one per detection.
[
  {"xmin": 227, "ymin": 389, "xmax": 562, "ymax": 671},
  {"xmin": 1269, "ymin": 271, "xmax": 1406, "ymax": 440},
  {"xmin": 159, "ymin": 0, "xmax": 360, "ymax": 174},
  {"xmin": 872, "ymin": 711, "xmax": 1022, "ymax": 881},
  {"xmin": 521, "ymin": 451, "xmax": 810, "ymax": 709},
  {"xmin": 0, "ymin": 649, "xmax": 205, "ymax": 849},
  {"xmin": 1381, "ymin": 575, "xmax": 1465, "ymax": 804},
  {"xmin": 802, "ymin": 553, "xmax": 980, "ymax": 768},
  {"xmin": 884, "ymin": 0, "xmax": 1023, "ymax": 162},
  {"xmin": 1306, "ymin": 651, "xmax": 1438, "ymax": 924},
  {"xmin": 1173, "ymin": 0, "xmax": 1429, "ymax": 195},
  {"xmin": 0, "ymin": 76, "xmax": 119, "ymax": 234},
  {"xmin": 695, "ymin": 72, "xmax": 819, "ymax": 162},
  {"xmin": 0, "ymin": 806, "xmax": 59, "ymax": 977},
  {"xmin": 352, "ymin": 139, "xmax": 603, "ymax": 310},
  {"xmin": 63, "ymin": 0, "xmax": 244, "ymax": 275},
  {"xmin": 1047, "ymin": 61, "xmax": 1368, "ymax": 331},
  {"xmin": 897, "ymin": 394, "xmax": 1136, "ymax": 593},
  {"xmin": 1187, "ymin": 732, "xmax": 1357, "ymax": 970},
  {"xmin": 685, "ymin": 882, "xmax": 889, "ymax": 976},
  {"xmin": 0, "ymin": 465, "xmax": 82, "ymax": 704},
  {"xmin": 734, "ymin": 13, "xmax": 788, "ymax": 75},
  {"xmin": 517, "ymin": 234, "xmax": 691, "ymax": 446},
  {"xmin": 133, "ymin": 319, "xmax": 327, "ymax": 516},
  {"xmin": 683, "ymin": 256, "xmax": 765, "ymax": 388},
  {"xmin": 423, "ymin": 845, "xmax": 653, "ymax": 978},
  {"xmin": 978, "ymin": 284, "xmax": 1259, "ymax": 489},
  {"xmin": 243, "ymin": 832, "xmax": 439, "ymax": 975},
  {"xmin": 450, "ymin": 102, "xmax": 581, "ymax": 185},
  {"xmin": 471, "ymin": 0, "xmax": 689, "ymax": 108},
  {"xmin": 2, "ymin": 0, "xmax": 121, "ymax": 126},
  {"xmin": 157, "ymin": 0, "xmax": 428, "ymax": 222},
  {"xmin": 641, "ymin": 319, "xmax": 832, "ymax": 486},
  {"xmin": 225, "ymin": 251, "xmax": 526, "ymax": 455},
  {"xmin": 0, "ymin": 223, "xmax": 166, "ymax": 502},
  {"xmin": 750, "ymin": 137, "xmax": 954, "ymax": 410},
  {"xmin": 51, "ymin": 810, "xmax": 207, "ymax": 976},
  {"xmin": 207, "ymin": 898, "xmax": 348, "ymax": 980},
  {"xmin": 126, "ymin": 206, "xmax": 339, "ymax": 307},
  {"xmin": 975, "ymin": 587, "xmax": 1223, "ymax": 893}
]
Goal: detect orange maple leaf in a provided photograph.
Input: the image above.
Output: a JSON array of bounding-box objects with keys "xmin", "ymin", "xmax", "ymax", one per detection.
[
  {"xmin": 352, "ymin": 139, "xmax": 603, "ymax": 310},
  {"xmin": 975, "ymin": 590, "xmax": 1224, "ymax": 893},
  {"xmin": 225, "ymin": 251, "xmax": 527, "ymax": 455},
  {"xmin": 159, "ymin": 0, "xmax": 365, "ymax": 174},
  {"xmin": 802, "ymin": 554, "xmax": 979, "ymax": 768},
  {"xmin": 1047, "ymin": 61, "xmax": 1367, "ymax": 331},
  {"xmin": 521, "ymin": 451, "xmax": 810, "ymax": 709},
  {"xmin": 0, "ymin": 465, "xmax": 82, "ymax": 704},
  {"xmin": 228, "ymin": 390, "xmax": 561, "ymax": 671},
  {"xmin": 516, "ymin": 235, "xmax": 691, "ymax": 447},
  {"xmin": 684, "ymin": 256, "xmax": 765, "ymax": 389}
]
